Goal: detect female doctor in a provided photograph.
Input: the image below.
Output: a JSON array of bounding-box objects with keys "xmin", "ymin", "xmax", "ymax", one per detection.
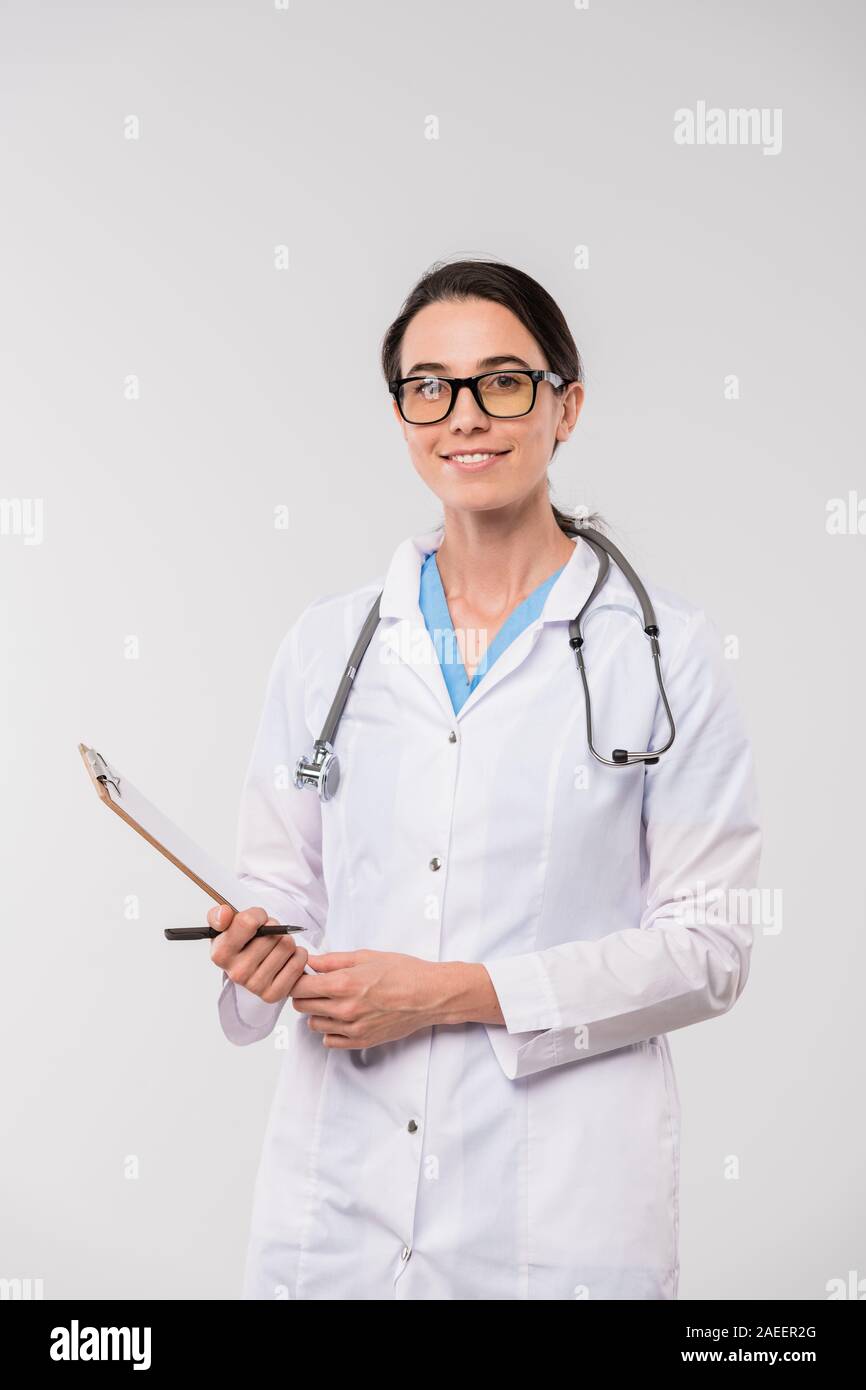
[{"xmin": 209, "ymin": 258, "xmax": 762, "ymax": 1301}]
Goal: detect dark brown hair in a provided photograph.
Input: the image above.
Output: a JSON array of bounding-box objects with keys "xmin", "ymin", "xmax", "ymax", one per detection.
[{"xmin": 380, "ymin": 257, "xmax": 604, "ymax": 536}]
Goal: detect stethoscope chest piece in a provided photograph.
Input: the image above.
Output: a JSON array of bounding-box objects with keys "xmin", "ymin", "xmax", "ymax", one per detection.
[{"xmin": 294, "ymin": 740, "xmax": 341, "ymax": 800}]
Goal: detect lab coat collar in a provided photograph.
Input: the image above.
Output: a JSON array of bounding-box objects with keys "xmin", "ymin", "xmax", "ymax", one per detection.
[
  {"xmin": 378, "ymin": 522, "xmax": 604, "ymax": 626},
  {"xmin": 376, "ymin": 523, "xmax": 611, "ymax": 723}
]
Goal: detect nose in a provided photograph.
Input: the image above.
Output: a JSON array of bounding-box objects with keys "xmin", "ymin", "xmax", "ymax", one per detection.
[{"xmin": 448, "ymin": 382, "xmax": 489, "ymax": 430}]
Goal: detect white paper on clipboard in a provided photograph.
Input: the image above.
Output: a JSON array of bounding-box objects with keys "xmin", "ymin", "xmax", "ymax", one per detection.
[{"xmin": 78, "ymin": 742, "xmax": 316, "ymax": 974}]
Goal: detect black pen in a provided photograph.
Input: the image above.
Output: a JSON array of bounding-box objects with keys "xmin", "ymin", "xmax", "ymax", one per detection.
[{"xmin": 164, "ymin": 924, "xmax": 308, "ymax": 941}]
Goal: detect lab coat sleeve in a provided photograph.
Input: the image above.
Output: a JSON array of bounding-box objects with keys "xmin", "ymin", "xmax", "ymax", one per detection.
[
  {"xmin": 218, "ymin": 610, "xmax": 328, "ymax": 1046},
  {"xmin": 481, "ymin": 606, "xmax": 762, "ymax": 1081}
]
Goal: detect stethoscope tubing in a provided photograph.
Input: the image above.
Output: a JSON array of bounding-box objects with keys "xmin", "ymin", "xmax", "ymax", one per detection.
[{"xmin": 295, "ymin": 525, "xmax": 677, "ymax": 798}]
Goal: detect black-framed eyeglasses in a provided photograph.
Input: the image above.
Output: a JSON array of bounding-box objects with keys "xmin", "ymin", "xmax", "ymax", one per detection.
[{"xmin": 388, "ymin": 369, "xmax": 569, "ymax": 424}]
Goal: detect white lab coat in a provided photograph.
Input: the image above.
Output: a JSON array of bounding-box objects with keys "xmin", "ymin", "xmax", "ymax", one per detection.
[{"xmin": 218, "ymin": 524, "xmax": 762, "ymax": 1300}]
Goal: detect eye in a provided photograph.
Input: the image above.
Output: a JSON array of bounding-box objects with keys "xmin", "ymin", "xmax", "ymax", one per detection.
[{"xmin": 412, "ymin": 376, "xmax": 445, "ymax": 400}]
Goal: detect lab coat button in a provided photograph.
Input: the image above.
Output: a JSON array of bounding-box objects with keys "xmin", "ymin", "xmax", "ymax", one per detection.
[
  {"xmin": 401, "ymin": 1246, "xmax": 411, "ymax": 1262},
  {"xmin": 429, "ymin": 856, "xmax": 442, "ymax": 871},
  {"xmin": 448, "ymin": 730, "xmax": 457, "ymax": 742},
  {"xmin": 407, "ymin": 1119, "xmax": 418, "ymax": 1132}
]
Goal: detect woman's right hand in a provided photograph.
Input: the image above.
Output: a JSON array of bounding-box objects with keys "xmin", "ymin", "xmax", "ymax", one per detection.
[{"xmin": 209, "ymin": 904, "xmax": 309, "ymax": 1003}]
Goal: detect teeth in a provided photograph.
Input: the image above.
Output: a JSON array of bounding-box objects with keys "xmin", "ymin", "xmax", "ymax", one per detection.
[{"xmin": 450, "ymin": 452, "xmax": 499, "ymax": 463}]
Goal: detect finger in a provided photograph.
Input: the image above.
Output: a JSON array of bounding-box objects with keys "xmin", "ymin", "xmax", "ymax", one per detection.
[
  {"xmin": 245, "ymin": 944, "xmax": 310, "ymax": 1003},
  {"xmin": 292, "ymin": 995, "xmax": 331, "ymax": 1013},
  {"xmin": 224, "ymin": 905, "xmax": 271, "ymax": 950},
  {"xmin": 209, "ymin": 903, "xmax": 234, "ymax": 933},
  {"xmin": 307, "ymin": 1014, "xmax": 352, "ymax": 1037},
  {"xmin": 209, "ymin": 904, "xmax": 240, "ymax": 967},
  {"xmin": 212, "ymin": 906, "xmax": 272, "ymax": 969},
  {"xmin": 213, "ymin": 913, "xmax": 288, "ymax": 973},
  {"xmin": 305, "ymin": 952, "xmax": 360, "ymax": 972},
  {"xmin": 292, "ymin": 990, "xmax": 349, "ymax": 1014},
  {"xmin": 290, "ymin": 969, "xmax": 344, "ymax": 1001}
]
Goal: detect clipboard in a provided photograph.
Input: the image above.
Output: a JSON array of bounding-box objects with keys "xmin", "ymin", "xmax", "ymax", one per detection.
[{"xmin": 78, "ymin": 743, "xmax": 314, "ymax": 969}]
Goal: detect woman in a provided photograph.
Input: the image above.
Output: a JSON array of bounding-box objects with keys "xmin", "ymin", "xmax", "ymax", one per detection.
[{"xmin": 210, "ymin": 258, "xmax": 762, "ymax": 1301}]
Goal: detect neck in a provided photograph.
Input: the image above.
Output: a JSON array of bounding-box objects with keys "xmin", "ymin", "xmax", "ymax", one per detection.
[{"xmin": 433, "ymin": 500, "xmax": 576, "ymax": 620}]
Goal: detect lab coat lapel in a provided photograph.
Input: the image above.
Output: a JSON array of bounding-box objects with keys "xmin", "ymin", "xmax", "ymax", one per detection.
[
  {"xmin": 455, "ymin": 531, "xmax": 608, "ymax": 718},
  {"xmin": 378, "ymin": 525, "xmax": 456, "ymax": 722},
  {"xmin": 377, "ymin": 525, "xmax": 611, "ymax": 722}
]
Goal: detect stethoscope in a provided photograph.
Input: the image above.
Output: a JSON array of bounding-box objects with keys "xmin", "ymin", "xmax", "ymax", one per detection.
[{"xmin": 295, "ymin": 525, "xmax": 676, "ymax": 801}]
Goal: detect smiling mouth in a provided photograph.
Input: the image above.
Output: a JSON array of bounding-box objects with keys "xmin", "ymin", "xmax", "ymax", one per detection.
[{"xmin": 441, "ymin": 449, "xmax": 511, "ymax": 464}]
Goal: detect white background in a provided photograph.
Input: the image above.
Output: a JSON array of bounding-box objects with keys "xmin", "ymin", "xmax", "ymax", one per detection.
[{"xmin": 1, "ymin": 0, "xmax": 863, "ymax": 1298}]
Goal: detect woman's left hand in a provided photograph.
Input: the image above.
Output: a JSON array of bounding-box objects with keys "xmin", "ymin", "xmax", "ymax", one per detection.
[{"xmin": 290, "ymin": 949, "xmax": 443, "ymax": 1049}]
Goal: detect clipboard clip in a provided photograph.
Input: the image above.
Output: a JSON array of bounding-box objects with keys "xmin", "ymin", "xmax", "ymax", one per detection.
[{"xmin": 86, "ymin": 748, "xmax": 122, "ymax": 798}]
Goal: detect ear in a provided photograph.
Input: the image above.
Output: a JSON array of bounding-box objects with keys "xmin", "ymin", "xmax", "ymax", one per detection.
[{"xmin": 557, "ymin": 382, "xmax": 585, "ymax": 442}]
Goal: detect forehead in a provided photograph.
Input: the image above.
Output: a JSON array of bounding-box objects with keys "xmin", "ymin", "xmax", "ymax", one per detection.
[{"xmin": 400, "ymin": 298, "xmax": 543, "ymax": 374}]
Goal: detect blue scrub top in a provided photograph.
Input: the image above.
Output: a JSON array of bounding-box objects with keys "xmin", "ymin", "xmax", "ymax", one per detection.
[{"xmin": 418, "ymin": 550, "xmax": 568, "ymax": 716}]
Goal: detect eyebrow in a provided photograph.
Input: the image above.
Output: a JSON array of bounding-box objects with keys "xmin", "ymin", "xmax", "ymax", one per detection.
[{"xmin": 402, "ymin": 354, "xmax": 533, "ymax": 376}]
